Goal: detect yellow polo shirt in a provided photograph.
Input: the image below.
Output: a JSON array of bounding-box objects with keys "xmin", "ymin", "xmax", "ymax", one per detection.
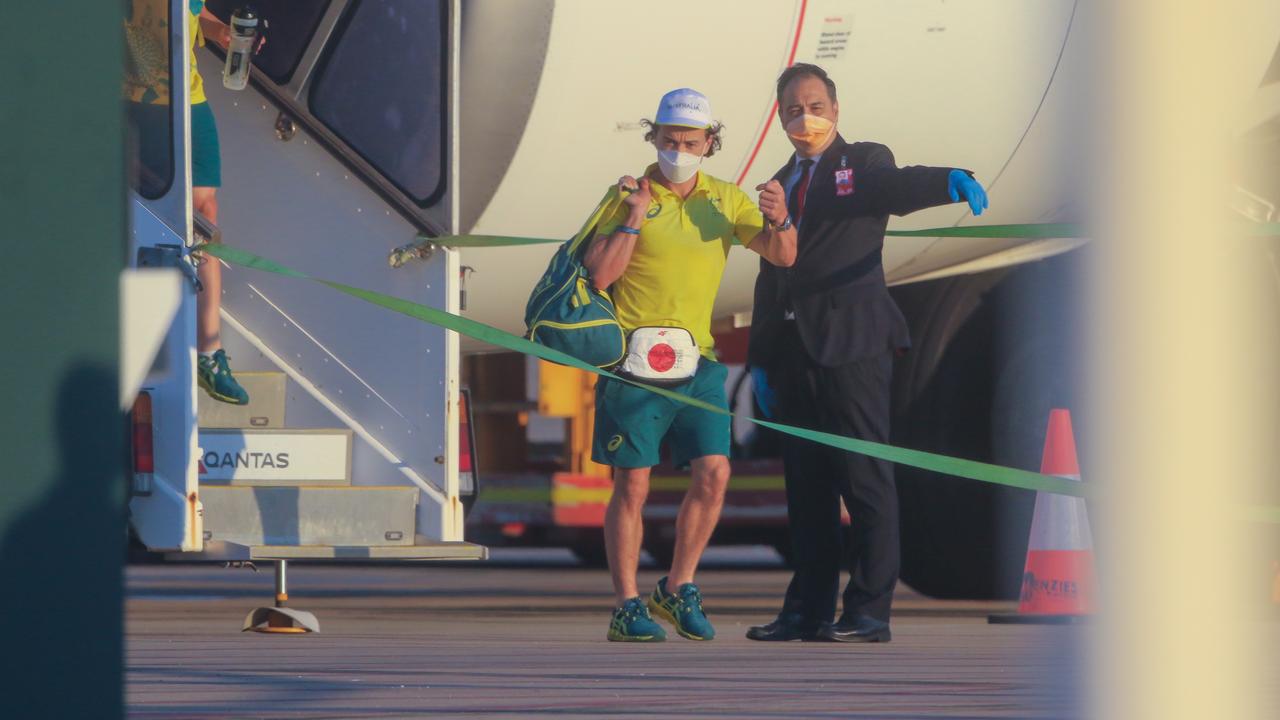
[{"xmin": 598, "ymin": 165, "xmax": 764, "ymax": 359}]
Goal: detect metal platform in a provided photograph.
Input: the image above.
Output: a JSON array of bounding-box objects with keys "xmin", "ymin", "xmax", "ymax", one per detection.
[{"xmin": 171, "ymin": 540, "xmax": 488, "ymax": 562}]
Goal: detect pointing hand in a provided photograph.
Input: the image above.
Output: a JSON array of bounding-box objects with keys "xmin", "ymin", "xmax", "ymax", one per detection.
[{"xmin": 948, "ymin": 170, "xmax": 989, "ymax": 216}]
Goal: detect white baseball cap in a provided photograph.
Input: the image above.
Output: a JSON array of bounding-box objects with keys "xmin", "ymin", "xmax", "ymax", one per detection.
[{"xmin": 655, "ymin": 88, "xmax": 713, "ymax": 129}]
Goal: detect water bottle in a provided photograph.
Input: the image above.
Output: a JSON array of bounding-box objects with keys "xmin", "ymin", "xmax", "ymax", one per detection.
[{"xmin": 222, "ymin": 6, "xmax": 259, "ymax": 91}]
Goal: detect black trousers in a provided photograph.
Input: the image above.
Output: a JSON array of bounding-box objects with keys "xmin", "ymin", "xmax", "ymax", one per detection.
[{"xmin": 775, "ymin": 323, "xmax": 899, "ymax": 623}]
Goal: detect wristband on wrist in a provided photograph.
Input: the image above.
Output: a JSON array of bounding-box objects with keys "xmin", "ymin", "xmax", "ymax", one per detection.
[{"xmin": 617, "ymin": 225, "xmax": 641, "ymax": 236}]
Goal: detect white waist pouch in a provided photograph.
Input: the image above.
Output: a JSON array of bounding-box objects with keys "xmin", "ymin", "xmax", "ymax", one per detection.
[{"xmin": 618, "ymin": 327, "xmax": 700, "ymax": 386}]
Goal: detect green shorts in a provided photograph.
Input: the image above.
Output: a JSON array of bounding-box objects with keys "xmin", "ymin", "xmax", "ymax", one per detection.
[
  {"xmin": 592, "ymin": 359, "xmax": 730, "ymax": 469},
  {"xmin": 190, "ymin": 101, "xmax": 222, "ymax": 188}
]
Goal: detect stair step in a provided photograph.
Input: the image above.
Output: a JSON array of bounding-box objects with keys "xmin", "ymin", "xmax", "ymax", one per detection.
[
  {"xmin": 198, "ymin": 371, "xmax": 287, "ymax": 429},
  {"xmin": 198, "ymin": 428, "xmax": 351, "ymax": 486},
  {"xmin": 200, "ymin": 486, "xmax": 418, "ymax": 547}
]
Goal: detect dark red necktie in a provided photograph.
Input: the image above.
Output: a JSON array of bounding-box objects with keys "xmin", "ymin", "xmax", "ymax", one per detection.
[{"xmin": 788, "ymin": 159, "xmax": 814, "ymax": 223}]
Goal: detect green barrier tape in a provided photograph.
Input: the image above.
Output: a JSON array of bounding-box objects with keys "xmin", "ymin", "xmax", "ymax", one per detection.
[
  {"xmin": 206, "ymin": 243, "xmax": 1280, "ymax": 524},
  {"xmin": 429, "ymin": 224, "xmax": 1081, "ymax": 248},
  {"xmin": 886, "ymin": 223, "xmax": 1081, "ymax": 238},
  {"xmin": 428, "ymin": 222, "xmax": 1280, "ymax": 248},
  {"xmin": 1245, "ymin": 505, "xmax": 1280, "ymax": 524},
  {"xmin": 205, "ymin": 243, "xmax": 1090, "ymax": 500},
  {"xmin": 1247, "ymin": 222, "xmax": 1280, "ymax": 237},
  {"xmin": 435, "ymin": 234, "xmax": 561, "ymax": 247}
]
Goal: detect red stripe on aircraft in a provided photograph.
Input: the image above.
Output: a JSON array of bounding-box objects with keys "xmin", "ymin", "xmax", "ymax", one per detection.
[{"xmin": 736, "ymin": 0, "xmax": 808, "ymax": 187}]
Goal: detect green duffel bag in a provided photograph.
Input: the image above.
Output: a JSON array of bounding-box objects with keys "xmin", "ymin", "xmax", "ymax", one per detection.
[{"xmin": 524, "ymin": 187, "xmax": 627, "ymax": 369}]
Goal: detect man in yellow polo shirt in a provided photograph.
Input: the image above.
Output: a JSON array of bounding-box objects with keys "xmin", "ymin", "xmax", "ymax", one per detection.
[{"xmin": 583, "ymin": 88, "xmax": 797, "ymax": 642}]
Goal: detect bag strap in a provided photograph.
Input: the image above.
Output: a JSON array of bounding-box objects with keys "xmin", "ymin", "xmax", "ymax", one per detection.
[{"xmin": 567, "ymin": 186, "xmax": 627, "ymax": 257}]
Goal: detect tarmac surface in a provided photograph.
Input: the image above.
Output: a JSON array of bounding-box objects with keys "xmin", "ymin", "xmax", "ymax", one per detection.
[{"xmin": 127, "ymin": 547, "xmax": 1087, "ymax": 719}]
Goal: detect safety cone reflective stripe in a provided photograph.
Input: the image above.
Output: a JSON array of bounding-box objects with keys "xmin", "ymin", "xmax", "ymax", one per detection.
[{"xmin": 991, "ymin": 409, "xmax": 1096, "ymax": 624}]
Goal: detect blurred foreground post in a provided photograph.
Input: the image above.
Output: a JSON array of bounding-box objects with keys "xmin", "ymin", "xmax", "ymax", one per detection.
[
  {"xmin": 1090, "ymin": 2, "xmax": 1280, "ymax": 718},
  {"xmin": 0, "ymin": 3, "xmax": 126, "ymax": 718}
]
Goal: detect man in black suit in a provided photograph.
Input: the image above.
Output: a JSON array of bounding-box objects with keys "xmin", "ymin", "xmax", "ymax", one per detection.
[{"xmin": 746, "ymin": 64, "xmax": 989, "ymax": 643}]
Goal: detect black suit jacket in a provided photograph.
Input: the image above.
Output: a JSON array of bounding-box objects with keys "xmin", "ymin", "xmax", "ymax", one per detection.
[{"xmin": 748, "ymin": 136, "xmax": 963, "ymax": 369}]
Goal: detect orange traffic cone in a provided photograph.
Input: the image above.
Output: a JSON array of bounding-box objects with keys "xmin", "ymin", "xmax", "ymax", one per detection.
[{"xmin": 990, "ymin": 409, "xmax": 1096, "ymax": 624}]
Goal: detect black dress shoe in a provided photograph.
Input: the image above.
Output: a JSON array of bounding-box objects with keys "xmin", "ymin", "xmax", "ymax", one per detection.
[
  {"xmin": 818, "ymin": 614, "xmax": 891, "ymax": 643},
  {"xmin": 745, "ymin": 613, "xmax": 822, "ymax": 641}
]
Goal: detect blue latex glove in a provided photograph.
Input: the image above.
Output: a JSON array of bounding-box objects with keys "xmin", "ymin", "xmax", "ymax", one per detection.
[
  {"xmin": 751, "ymin": 367, "xmax": 776, "ymax": 419},
  {"xmin": 948, "ymin": 170, "xmax": 989, "ymax": 216}
]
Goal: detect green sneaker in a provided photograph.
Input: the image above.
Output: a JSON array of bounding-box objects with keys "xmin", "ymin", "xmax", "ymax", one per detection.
[
  {"xmin": 607, "ymin": 597, "xmax": 667, "ymax": 642},
  {"xmin": 648, "ymin": 576, "xmax": 716, "ymax": 641},
  {"xmin": 197, "ymin": 349, "xmax": 250, "ymax": 405}
]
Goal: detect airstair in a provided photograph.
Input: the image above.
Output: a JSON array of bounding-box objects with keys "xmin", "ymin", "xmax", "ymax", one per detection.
[
  {"xmin": 122, "ymin": 0, "xmax": 485, "ymax": 632},
  {"xmin": 182, "ymin": 371, "xmax": 484, "ymax": 632}
]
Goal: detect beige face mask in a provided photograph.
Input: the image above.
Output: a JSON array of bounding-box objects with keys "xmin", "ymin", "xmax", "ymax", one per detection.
[{"xmin": 785, "ymin": 113, "xmax": 836, "ymax": 155}]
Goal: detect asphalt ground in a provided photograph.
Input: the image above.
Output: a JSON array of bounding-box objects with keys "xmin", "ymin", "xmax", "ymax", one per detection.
[{"xmin": 126, "ymin": 547, "xmax": 1087, "ymax": 719}]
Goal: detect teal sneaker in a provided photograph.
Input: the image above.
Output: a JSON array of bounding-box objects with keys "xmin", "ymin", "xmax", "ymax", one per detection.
[
  {"xmin": 197, "ymin": 349, "xmax": 250, "ymax": 405},
  {"xmin": 648, "ymin": 576, "xmax": 716, "ymax": 641},
  {"xmin": 607, "ymin": 597, "xmax": 667, "ymax": 642}
]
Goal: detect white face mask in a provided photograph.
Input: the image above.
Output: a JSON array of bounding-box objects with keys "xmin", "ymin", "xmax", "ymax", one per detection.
[{"xmin": 657, "ymin": 149, "xmax": 703, "ymax": 184}]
